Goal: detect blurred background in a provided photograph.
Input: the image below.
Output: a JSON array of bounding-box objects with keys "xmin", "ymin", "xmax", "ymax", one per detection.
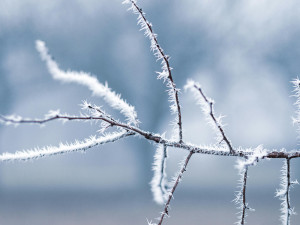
[{"xmin": 1, "ymin": 0, "xmax": 300, "ymax": 224}]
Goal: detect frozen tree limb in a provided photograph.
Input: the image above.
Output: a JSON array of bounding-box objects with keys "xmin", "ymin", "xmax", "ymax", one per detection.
[
  {"xmin": 151, "ymin": 144, "xmax": 168, "ymax": 205},
  {"xmin": 276, "ymin": 159, "xmax": 298, "ymax": 225},
  {"xmin": 157, "ymin": 150, "xmax": 194, "ymax": 225},
  {"xmin": 35, "ymin": 40, "xmax": 139, "ymax": 126},
  {"xmin": 234, "ymin": 164, "xmax": 254, "ymax": 225},
  {"xmin": 292, "ymin": 78, "xmax": 300, "ymax": 126},
  {"xmin": 0, "ymin": 131, "xmax": 132, "ymax": 162},
  {"xmin": 123, "ymin": 0, "xmax": 183, "ymax": 142},
  {"xmin": 234, "ymin": 146, "xmax": 267, "ymax": 225},
  {"xmin": 185, "ymin": 80, "xmax": 234, "ymax": 154},
  {"xmin": 240, "ymin": 166, "xmax": 249, "ymax": 225}
]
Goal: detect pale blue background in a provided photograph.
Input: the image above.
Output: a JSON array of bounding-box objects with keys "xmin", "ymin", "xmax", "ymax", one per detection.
[{"xmin": 0, "ymin": 0, "xmax": 300, "ymax": 224}]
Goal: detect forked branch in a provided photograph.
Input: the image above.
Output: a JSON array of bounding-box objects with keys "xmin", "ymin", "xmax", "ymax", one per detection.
[{"xmin": 36, "ymin": 40, "xmax": 139, "ymax": 126}]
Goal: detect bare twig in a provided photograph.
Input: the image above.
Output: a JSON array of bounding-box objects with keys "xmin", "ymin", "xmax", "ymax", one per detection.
[
  {"xmin": 236, "ymin": 166, "xmax": 250, "ymax": 225},
  {"xmin": 125, "ymin": 0, "xmax": 183, "ymax": 143},
  {"xmin": 36, "ymin": 40, "xmax": 139, "ymax": 126},
  {"xmin": 0, "ymin": 131, "xmax": 134, "ymax": 162},
  {"xmin": 0, "ymin": 114, "xmax": 97, "ymax": 124},
  {"xmin": 158, "ymin": 150, "xmax": 194, "ymax": 225},
  {"xmin": 286, "ymin": 159, "xmax": 292, "ymax": 225},
  {"xmin": 186, "ymin": 81, "xmax": 234, "ymax": 154},
  {"xmin": 151, "ymin": 144, "xmax": 169, "ymax": 205},
  {"xmin": 241, "ymin": 167, "xmax": 248, "ymax": 225},
  {"xmin": 276, "ymin": 158, "xmax": 298, "ymax": 225}
]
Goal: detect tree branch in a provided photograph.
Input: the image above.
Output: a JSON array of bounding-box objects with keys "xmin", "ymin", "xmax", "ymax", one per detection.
[
  {"xmin": 125, "ymin": 0, "xmax": 183, "ymax": 142},
  {"xmin": 185, "ymin": 80, "xmax": 234, "ymax": 154},
  {"xmin": 157, "ymin": 150, "xmax": 194, "ymax": 225},
  {"xmin": 151, "ymin": 144, "xmax": 169, "ymax": 205},
  {"xmin": 241, "ymin": 167, "xmax": 248, "ymax": 225},
  {"xmin": 234, "ymin": 165, "xmax": 251, "ymax": 225},
  {"xmin": 0, "ymin": 131, "xmax": 133, "ymax": 162},
  {"xmin": 1, "ymin": 115, "xmax": 300, "ymax": 160},
  {"xmin": 276, "ymin": 158, "xmax": 298, "ymax": 225},
  {"xmin": 36, "ymin": 40, "xmax": 139, "ymax": 126}
]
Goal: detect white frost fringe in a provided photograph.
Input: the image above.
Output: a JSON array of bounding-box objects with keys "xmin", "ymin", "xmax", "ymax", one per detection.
[
  {"xmin": 0, "ymin": 131, "xmax": 130, "ymax": 162},
  {"xmin": 275, "ymin": 159, "xmax": 298, "ymax": 225},
  {"xmin": 234, "ymin": 165, "xmax": 253, "ymax": 225},
  {"xmin": 292, "ymin": 78, "xmax": 300, "ymax": 138},
  {"xmin": 35, "ymin": 40, "xmax": 139, "ymax": 126},
  {"xmin": 184, "ymin": 80, "xmax": 227, "ymax": 145},
  {"xmin": 150, "ymin": 144, "xmax": 168, "ymax": 205},
  {"xmin": 123, "ymin": 0, "xmax": 181, "ymax": 140},
  {"xmin": 235, "ymin": 145, "xmax": 267, "ymax": 171}
]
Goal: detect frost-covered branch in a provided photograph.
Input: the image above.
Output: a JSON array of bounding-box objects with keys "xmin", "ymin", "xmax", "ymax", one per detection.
[
  {"xmin": 292, "ymin": 78, "xmax": 300, "ymax": 124},
  {"xmin": 0, "ymin": 131, "xmax": 132, "ymax": 162},
  {"xmin": 240, "ymin": 167, "xmax": 249, "ymax": 225},
  {"xmin": 233, "ymin": 146, "xmax": 269, "ymax": 224},
  {"xmin": 276, "ymin": 158, "xmax": 298, "ymax": 225},
  {"xmin": 235, "ymin": 145, "xmax": 267, "ymax": 169},
  {"xmin": 234, "ymin": 164, "xmax": 253, "ymax": 225},
  {"xmin": 1, "ymin": 113, "xmax": 300, "ymax": 160},
  {"xmin": 185, "ymin": 80, "xmax": 234, "ymax": 154},
  {"xmin": 123, "ymin": 0, "xmax": 183, "ymax": 142},
  {"xmin": 35, "ymin": 40, "xmax": 139, "ymax": 126},
  {"xmin": 157, "ymin": 150, "xmax": 194, "ymax": 225},
  {"xmin": 0, "ymin": 113, "xmax": 98, "ymax": 125},
  {"xmin": 151, "ymin": 144, "xmax": 168, "ymax": 205}
]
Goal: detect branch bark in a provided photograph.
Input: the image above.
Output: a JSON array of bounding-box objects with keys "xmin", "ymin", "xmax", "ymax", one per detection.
[{"xmin": 158, "ymin": 150, "xmax": 194, "ymax": 225}]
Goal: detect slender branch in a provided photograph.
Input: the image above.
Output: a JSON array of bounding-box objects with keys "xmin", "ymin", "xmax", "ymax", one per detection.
[
  {"xmin": 126, "ymin": 0, "xmax": 183, "ymax": 142},
  {"xmin": 36, "ymin": 40, "xmax": 139, "ymax": 126},
  {"xmin": 87, "ymin": 105, "xmax": 117, "ymax": 123},
  {"xmin": 275, "ymin": 158, "xmax": 299, "ymax": 225},
  {"xmin": 0, "ymin": 131, "xmax": 133, "ymax": 162},
  {"xmin": 234, "ymin": 159, "xmax": 253, "ymax": 225},
  {"xmin": 190, "ymin": 82, "xmax": 234, "ymax": 154},
  {"xmin": 158, "ymin": 150, "xmax": 194, "ymax": 225},
  {"xmin": 159, "ymin": 144, "xmax": 168, "ymax": 197},
  {"xmin": 151, "ymin": 144, "xmax": 169, "ymax": 205},
  {"xmin": 286, "ymin": 158, "xmax": 291, "ymax": 225},
  {"xmin": 0, "ymin": 114, "xmax": 98, "ymax": 124},
  {"xmin": 241, "ymin": 166, "xmax": 249, "ymax": 225}
]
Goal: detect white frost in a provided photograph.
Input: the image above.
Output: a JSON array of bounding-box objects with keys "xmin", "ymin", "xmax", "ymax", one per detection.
[
  {"xmin": 275, "ymin": 159, "xmax": 297, "ymax": 225},
  {"xmin": 185, "ymin": 79, "xmax": 230, "ymax": 147},
  {"xmin": 123, "ymin": 0, "xmax": 182, "ymax": 141},
  {"xmin": 0, "ymin": 131, "xmax": 130, "ymax": 162},
  {"xmin": 35, "ymin": 40, "xmax": 139, "ymax": 126},
  {"xmin": 150, "ymin": 144, "xmax": 168, "ymax": 205},
  {"xmin": 235, "ymin": 145, "xmax": 267, "ymax": 171},
  {"xmin": 292, "ymin": 78, "xmax": 300, "ymax": 139}
]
